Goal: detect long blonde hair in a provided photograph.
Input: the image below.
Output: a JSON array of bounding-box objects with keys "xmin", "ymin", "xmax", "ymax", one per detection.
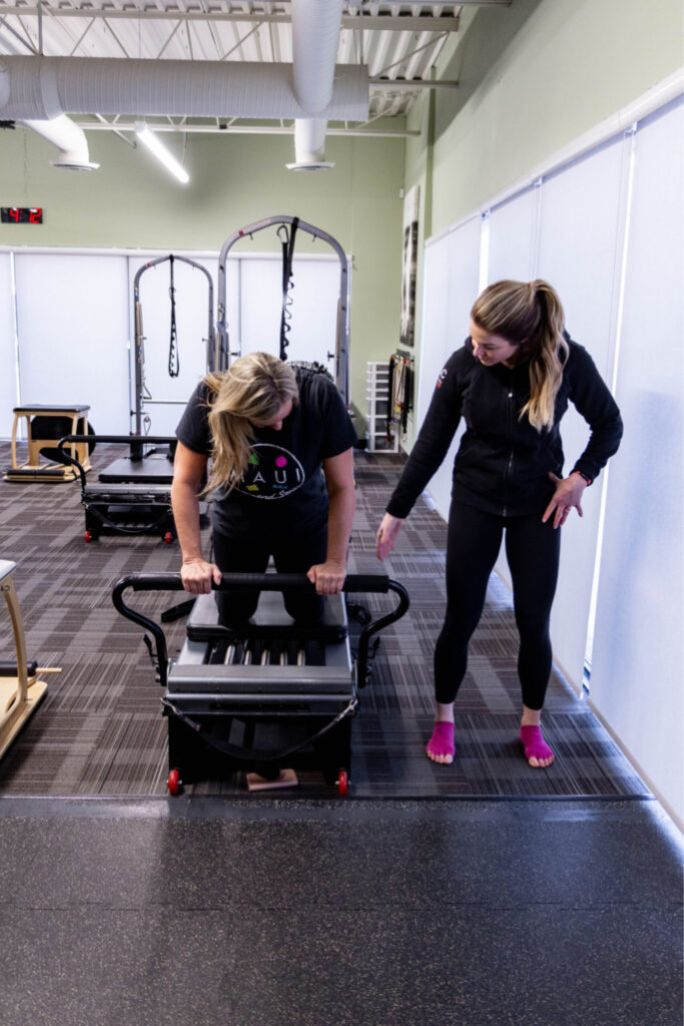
[
  {"xmin": 470, "ymin": 279, "xmax": 568, "ymax": 430},
  {"xmin": 203, "ymin": 352, "xmax": 299, "ymax": 494}
]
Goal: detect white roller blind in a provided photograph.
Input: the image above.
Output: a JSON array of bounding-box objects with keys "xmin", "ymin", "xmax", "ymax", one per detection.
[
  {"xmin": 0, "ymin": 255, "xmax": 17, "ymax": 439},
  {"xmin": 590, "ymin": 98, "xmax": 684, "ymax": 821},
  {"xmin": 536, "ymin": 135, "xmax": 628, "ymax": 687},
  {"xmin": 487, "ymin": 187, "xmax": 540, "ymax": 587},
  {"xmin": 239, "ymin": 256, "xmax": 340, "ymax": 375},
  {"xmin": 417, "ymin": 216, "xmax": 482, "ymax": 520},
  {"xmin": 14, "ymin": 253, "xmax": 130, "ymax": 434},
  {"xmin": 487, "ymin": 187, "xmax": 539, "ymax": 283}
]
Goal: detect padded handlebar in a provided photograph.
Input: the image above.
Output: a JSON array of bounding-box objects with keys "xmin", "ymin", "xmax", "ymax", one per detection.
[
  {"xmin": 116, "ymin": 572, "xmax": 392, "ymax": 594},
  {"xmin": 111, "ymin": 571, "xmax": 410, "ymax": 689}
]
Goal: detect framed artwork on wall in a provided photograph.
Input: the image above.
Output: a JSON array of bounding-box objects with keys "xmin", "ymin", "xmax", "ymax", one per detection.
[{"xmin": 400, "ymin": 184, "xmax": 420, "ymax": 348}]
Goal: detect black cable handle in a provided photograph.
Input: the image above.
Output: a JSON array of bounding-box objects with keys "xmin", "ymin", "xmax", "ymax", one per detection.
[
  {"xmin": 277, "ymin": 217, "xmax": 299, "ymax": 360},
  {"xmin": 168, "ymin": 254, "xmax": 179, "ymax": 378}
]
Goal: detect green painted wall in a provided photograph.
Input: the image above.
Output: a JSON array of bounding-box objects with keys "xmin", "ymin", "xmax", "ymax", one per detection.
[
  {"xmin": 430, "ymin": 0, "xmax": 683, "ymax": 234},
  {"xmin": 0, "ymin": 126, "xmax": 405, "ymax": 418},
  {"xmin": 401, "ymin": 0, "xmax": 682, "ymax": 447}
]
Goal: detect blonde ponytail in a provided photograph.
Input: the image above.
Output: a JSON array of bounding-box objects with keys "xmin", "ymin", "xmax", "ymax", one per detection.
[{"xmin": 470, "ymin": 279, "xmax": 568, "ymax": 430}]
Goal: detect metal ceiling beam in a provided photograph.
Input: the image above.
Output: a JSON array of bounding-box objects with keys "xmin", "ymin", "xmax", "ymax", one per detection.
[
  {"xmin": 0, "ymin": 8, "xmax": 467, "ymax": 30},
  {"xmin": 74, "ymin": 119, "xmax": 419, "ymax": 137},
  {"xmin": 369, "ymin": 77, "xmax": 458, "ymax": 90},
  {"xmin": 0, "ymin": 15, "xmax": 37, "ymax": 52}
]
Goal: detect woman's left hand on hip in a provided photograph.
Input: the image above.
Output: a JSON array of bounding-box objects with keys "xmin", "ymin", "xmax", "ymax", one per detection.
[{"xmin": 542, "ymin": 471, "xmax": 587, "ymax": 529}]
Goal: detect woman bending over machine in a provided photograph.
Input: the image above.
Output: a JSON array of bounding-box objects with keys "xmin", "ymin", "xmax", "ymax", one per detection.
[{"xmin": 172, "ymin": 352, "xmax": 357, "ymax": 625}]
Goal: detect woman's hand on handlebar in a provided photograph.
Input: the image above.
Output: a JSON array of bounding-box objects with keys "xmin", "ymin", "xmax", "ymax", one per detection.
[
  {"xmin": 307, "ymin": 559, "xmax": 347, "ymax": 596},
  {"xmin": 181, "ymin": 558, "xmax": 222, "ymax": 594},
  {"xmin": 376, "ymin": 513, "xmax": 404, "ymax": 560}
]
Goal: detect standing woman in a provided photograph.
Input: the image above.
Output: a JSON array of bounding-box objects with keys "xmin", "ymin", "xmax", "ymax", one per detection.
[
  {"xmin": 172, "ymin": 351, "xmax": 356, "ymax": 626},
  {"xmin": 376, "ymin": 280, "xmax": 622, "ymax": 768}
]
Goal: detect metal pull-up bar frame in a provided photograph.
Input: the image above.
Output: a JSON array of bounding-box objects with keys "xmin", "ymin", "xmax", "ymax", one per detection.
[{"xmin": 216, "ymin": 215, "xmax": 350, "ymax": 404}]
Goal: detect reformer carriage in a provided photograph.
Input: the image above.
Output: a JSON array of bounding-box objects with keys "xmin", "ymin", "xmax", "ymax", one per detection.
[
  {"xmin": 113, "ymin": 571, "xmax": 409, "ymax": 795},
  {"xmin": 55, "ymin": 433, "xmax": 179, "ymax": 543}
]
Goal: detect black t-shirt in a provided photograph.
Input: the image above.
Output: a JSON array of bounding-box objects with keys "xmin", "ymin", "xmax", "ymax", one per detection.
[{"xmin": 176, "ymin": 366, "xmax": 356, "ymax": 538}]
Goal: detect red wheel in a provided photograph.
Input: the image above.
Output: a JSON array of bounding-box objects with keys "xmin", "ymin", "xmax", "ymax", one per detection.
[
  {"xmin": 167, "ymin": 768, "xmax": 182, "ymax": 796},
  {"xmin": 84, "ymin": 530, "xmax": 93, "ymax": 543},
  {"xmin": 336, "ymin": 769, "xmax": 349, "ymax": 797},
  {"xmin": 163, "ymin": 531, "xmax": 173, "ymax": 545}
]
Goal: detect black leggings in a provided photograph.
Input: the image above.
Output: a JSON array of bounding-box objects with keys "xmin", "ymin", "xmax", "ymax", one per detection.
[
  {"xmin": 434, "ymin": 502, "xmax": 561, "ymax": 710},
  {"xmin": 212, "ymin": 523, "xmax": 327, "ymax": 627}
]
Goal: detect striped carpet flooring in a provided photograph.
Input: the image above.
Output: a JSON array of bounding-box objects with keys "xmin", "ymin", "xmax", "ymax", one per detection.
[{"xmin": 0, "ymin": 442, "xmax": 649, "ymax": 799}]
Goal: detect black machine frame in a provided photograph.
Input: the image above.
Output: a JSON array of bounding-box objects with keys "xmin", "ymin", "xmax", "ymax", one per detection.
[
  {"xmin": 112, "ymin": 572, "xmax": 409, "ymax": 794},
  {"xmin": 57, "ymin": 434, "xmax": 179, "ymax": 543}
]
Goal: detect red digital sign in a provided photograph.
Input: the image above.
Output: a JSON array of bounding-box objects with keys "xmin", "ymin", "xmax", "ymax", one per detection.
[{"xmin": 1, "ymin": 207, "xmax": 43, "ymax": 224}]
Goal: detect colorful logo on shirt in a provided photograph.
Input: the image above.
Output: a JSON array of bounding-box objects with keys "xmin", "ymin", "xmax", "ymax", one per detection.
[
  {"xmin": 237, "ymin": 444, "xmax": 305, "ymax": 499},
  {"xmin": 436, "ymin": 367, "xmax": 448, "ymax": 389}
]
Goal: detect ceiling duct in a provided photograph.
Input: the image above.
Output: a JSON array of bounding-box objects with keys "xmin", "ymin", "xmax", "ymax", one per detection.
[
  {"xmin": 0, "ymin": 55, "xmax": 367, "ymax": 122},
  {"xmin": 288, "ymin": 118, "xmax": 333, "ymax": 171},
  {"xmin": 23, "ymin": 114, "xmax": 99, "ymax": 171},
  {"xmin": 289, "ymin": 0, "xmax": 344, "ymax": 171}
]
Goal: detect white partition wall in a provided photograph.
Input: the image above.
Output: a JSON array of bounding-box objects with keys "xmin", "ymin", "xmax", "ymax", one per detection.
[
  {"xmin": 128, "ymin": 254, "xmax": 218, "ymax": 436},
  {"xmin": 417, "ymin": 215, "xmax": 482, "ymax": 520},
  {"xmin": 589, "ymin": 98, "xmax": 684, "ymax": 824},
  {"xmin": 536, "ymin": 135, "xmax": 629, "ymax": 687},
  {"xmin": 239, "ymin": 255, "xmax": 341, "ymax": 375},
  {"xmin": 487, "ymin": 186, "xmax": 540, "ymax": 588},
  {"xmin": 14, "ymin": 253, "xmax": 130, "ymax": 434},
  {"xmin": 487, "ymin": 187, "xmax": 540, "ymax": 283},
  {"xmin": 1, "ymin": 248, "xmax": 339, "ymax": 441},
  {"xmin": 0, "ymin": 254, "xmax": 18, "ymax": 439},
  {"xmin": 484, "ymin": 135, "xmax": 634, "ymax": 688},
  {"xmin": 416, "ymin": 81, "xmax": 683, "ymax": 822}
]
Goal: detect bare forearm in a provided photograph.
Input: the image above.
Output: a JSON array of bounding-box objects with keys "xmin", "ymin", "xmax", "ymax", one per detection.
[
  {"xmin": 171, "ymin": 479, "xmax": 204, "ymax": 562},
  {"xmin": 326, "ymin": 484, "xmax": 356, "ymax": 565}
]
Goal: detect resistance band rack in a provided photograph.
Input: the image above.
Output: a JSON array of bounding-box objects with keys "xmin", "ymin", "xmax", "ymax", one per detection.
[{"xmin": 101, "ymin": 254, "xmax": 217, "ymax": 487}]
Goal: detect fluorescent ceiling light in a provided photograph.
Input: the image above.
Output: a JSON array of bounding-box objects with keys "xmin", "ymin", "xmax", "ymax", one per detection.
[{"xmin": 135, "ymin": 122, "xmax": 189, "ymax": 184}]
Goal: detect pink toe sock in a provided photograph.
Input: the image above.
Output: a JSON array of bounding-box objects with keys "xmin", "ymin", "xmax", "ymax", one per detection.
[
  {"xmin": 426, "ymin": 721, "xmax": 455, "ymax": 761},
  {"xmin": 519, "ymin": 724, "xmax": 554, "ymax": 765}
]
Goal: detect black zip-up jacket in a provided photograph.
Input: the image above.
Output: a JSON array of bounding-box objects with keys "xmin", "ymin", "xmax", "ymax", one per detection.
[{"xmin": 386, "ymin": 336, "xmax": 623, "ymax": 519}]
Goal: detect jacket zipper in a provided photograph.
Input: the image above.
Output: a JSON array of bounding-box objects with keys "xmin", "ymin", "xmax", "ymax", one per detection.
[{"xmin": 502, "ymin": 372, "xmax": 515, "ymax": 516}]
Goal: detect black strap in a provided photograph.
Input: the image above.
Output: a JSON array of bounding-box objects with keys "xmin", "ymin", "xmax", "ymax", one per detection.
[
  {"xmin": 277, "ymin": 218, "xmax": 299, "ymax": 360},
  {"xmin": 162, "ymin": 694, "xmax": 357, "ymax": 764},
  {"xmin": 168, "ymin": 255, "xmax": 179, "ymax": 378}
]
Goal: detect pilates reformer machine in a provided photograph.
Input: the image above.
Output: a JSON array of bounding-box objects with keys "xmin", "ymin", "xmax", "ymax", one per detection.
[
  {"xmin": 0, "ymin": 560, "xmax": 49, "ymax": 761},
  {"xmin": 44, "ymin": 255, "xmax": 217, "ymax": 541},
  {"xmin": 113, "ymin": 571, "xmax": 409, "ymax": 795},
  {"xmin": 53, "ymin": 434, "xmax": 179, "ymax": 543}
]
